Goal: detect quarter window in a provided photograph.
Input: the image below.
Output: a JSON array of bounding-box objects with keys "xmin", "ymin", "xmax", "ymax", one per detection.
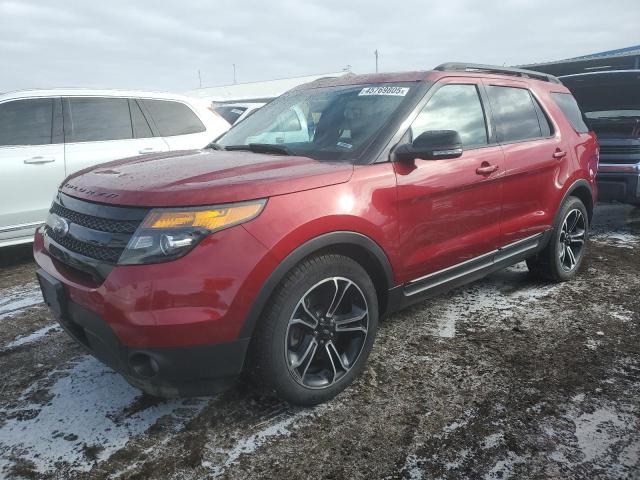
[
  {"xmin": 0, "ymin": 98, "xmax": 53, "ymax": 146},
  {"xmin": 551, "ymin": 92, "xmax": 590, "ymax": 133},
  {"xmin": 142, "ymin": 100, "xmax": 206, "ymax": 137},
  {"xmin": 65, "ymin": 97, "xmax": 133, "ymax": 142},
  {"xmin": 486, "ymin": 86, "xmax": 546, "ymax": 143},
  {"xmin": 411, "ymin": 84, "xmax": 488, "ymax": 148}
]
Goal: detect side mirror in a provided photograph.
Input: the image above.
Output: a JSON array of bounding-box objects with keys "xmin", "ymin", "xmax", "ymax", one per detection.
[{"xmin": 394, "ymin": 130, "xmax": 463, "ymax": 162}]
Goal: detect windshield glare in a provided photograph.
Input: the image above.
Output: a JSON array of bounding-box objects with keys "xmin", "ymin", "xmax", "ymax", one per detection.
[{"xmin": 217, "ymin": 83, "xmax": 416, "ymax": 161}]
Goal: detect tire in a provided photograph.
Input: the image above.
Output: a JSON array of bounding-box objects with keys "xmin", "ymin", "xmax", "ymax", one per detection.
[
  {"xmin": 247, "ymin": 254, "xmax": 379, "ymax": 406},
  {"xmin": 526, "ymin": 196, "xmax": 589, "ymax": 282}
]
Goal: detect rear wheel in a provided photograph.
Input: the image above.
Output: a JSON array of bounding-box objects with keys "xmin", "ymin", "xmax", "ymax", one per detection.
[
  {"xmin": 248, "ymin": 254, "xmax": 378, "ymax": 406},
  {"xmin": 527, "ymin": 196, "xmax": 588, "ymax": 282}
]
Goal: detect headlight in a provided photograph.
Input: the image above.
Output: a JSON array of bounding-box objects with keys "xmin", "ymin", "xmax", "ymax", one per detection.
[{"xmin": 119, "ymin": 200, "xmax": 266, "ymax": 265}]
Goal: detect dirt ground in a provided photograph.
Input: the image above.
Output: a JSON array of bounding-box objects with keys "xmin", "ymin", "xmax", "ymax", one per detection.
[{"xmin": 0, "ymin": 203, "xmax": 638, "ymax": 480}]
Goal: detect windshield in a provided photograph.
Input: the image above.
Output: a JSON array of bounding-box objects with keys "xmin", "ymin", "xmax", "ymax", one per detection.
[{"xmin": 217, "ymin": 83, "xmax": 418, "ymax": 162}]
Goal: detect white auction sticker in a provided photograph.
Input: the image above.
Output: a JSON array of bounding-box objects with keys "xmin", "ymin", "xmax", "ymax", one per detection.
[{"xmin": 359, "ymin": 86, "xmax": 409, "ymax": 96}]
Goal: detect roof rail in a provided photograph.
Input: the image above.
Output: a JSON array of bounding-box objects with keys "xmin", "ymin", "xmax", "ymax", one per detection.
[{"xmin": 434, "ymin": 62, "xmax": 561, "ymax": 84}]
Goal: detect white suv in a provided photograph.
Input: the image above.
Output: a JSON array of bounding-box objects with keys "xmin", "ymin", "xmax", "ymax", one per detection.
[{"xmin": 0, "ymin": 89, "xmax": 231, "ymax": 247}]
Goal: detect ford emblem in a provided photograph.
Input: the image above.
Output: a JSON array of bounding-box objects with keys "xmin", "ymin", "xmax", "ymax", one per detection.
[{"xmin": 53, "ymin": 217, "xmax": 70, "ymax": 237}]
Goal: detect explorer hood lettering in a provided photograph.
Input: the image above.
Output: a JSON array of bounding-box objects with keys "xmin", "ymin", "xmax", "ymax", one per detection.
[{"xmin": 61, "ymin": 149, "xmax": 354, "ymax": 207}]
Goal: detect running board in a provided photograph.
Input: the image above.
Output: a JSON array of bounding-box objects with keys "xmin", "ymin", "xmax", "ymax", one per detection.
[{"xmin": 401, "ymin": 232, "xmax": 548, "ymax": 303}]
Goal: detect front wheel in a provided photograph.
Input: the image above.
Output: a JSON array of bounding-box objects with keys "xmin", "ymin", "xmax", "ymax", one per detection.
[
  {"xmin": 248, "ymin": 254, "xmax": 378, "ymax": 406},
  {"xmin": 527, "ymin": 196, "xmax": 589, "ymax": 282}
]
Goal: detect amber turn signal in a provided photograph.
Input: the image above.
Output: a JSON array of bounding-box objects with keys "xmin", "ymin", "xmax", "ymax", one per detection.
[{"xmin": 141, "ymin": 201, "xmax": 265, "ymax": 232}]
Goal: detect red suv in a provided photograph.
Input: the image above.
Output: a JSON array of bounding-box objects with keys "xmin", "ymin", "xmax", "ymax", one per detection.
[{"xmin": 34, "ymin": 64, "xmax": 598, "ymax": 406}]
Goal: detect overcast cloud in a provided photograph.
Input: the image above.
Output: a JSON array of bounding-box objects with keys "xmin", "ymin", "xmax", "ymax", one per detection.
[{"xmin": 1, "ymin": 0, "xmax": 638, "ymax": 93}]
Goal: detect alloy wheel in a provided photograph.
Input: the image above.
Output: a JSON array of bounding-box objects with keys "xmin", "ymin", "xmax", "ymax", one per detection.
[
  {"xmin": 285, "ymin": 277, "xmax": 369, "ymax": 389},
  {"xmin": 558, "ymin": 208, "xmax": 586, "ymax": 271}
]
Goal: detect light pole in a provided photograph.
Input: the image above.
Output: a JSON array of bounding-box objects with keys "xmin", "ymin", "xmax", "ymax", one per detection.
[{"xmin": 375, "ymin": 49, "xmax": 379, "ymax": 73}]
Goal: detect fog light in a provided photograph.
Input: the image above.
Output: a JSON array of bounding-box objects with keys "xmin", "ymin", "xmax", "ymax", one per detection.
[{"xmin": 129, "ymin": 352, "xmax": 160, "ymax": 378}]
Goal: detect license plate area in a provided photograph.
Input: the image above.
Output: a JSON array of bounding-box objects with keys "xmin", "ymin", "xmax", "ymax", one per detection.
[{"xmin": 36, "ymin": 269, "xmax": 68, "ymax": 319}]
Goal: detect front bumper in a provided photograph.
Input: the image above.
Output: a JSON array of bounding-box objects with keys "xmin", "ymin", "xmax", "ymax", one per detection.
[
  {"xmin": 38, "ymin": 268, "xmax": 249, "ymax": 396},
  {"xmin": 33, "ymin": 223, "xmax": 278, "ymax": 397}
]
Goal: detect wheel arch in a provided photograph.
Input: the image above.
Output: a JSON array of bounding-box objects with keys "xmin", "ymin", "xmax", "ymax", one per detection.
[
  {"xmin": 559, "ymin": 179, "xmax": 595, "ymax": 225},
  {"xmin": 239, "ymin": 231, "xmax": 396, "ymax": 339}
]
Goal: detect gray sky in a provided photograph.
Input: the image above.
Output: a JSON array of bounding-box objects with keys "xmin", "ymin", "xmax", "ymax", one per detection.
[{"xmin": 1, "ymin": 0, "xmax": 638, "ymax": 93}]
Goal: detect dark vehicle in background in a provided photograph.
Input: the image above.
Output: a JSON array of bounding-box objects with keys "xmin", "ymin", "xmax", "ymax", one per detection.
[{"xmin": 561, "ymin": 71, "xmax": 640, "ymax": 206}]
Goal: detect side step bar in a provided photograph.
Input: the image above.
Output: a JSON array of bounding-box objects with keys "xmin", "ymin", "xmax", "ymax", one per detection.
[{"xmin": 400, "ymin": 232, "xmax": 549, "ymax": 305}]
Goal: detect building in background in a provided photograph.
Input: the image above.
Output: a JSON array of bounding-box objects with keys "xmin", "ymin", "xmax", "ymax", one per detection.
[
  {"xmin": 521, "ymin": 45, "xmax": 640, "ymax": 76},
  {"xmin": 184, "ymin": 72, "xmax": 346, "ymax": 105}
]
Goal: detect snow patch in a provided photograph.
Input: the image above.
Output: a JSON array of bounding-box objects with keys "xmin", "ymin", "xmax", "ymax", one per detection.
[
  {"xmin": 591, "ymin": 231, "xmax": 639, "ymax": 249},
  {"xmin": 442, "ymin": 409, "xmax": 476, "ymax": 433},
  {"xmin": 610, "ymin": 309, "xmax": 633, "ymax": 322},
  {"xmin": 572, "ymin": 406, "xmax": 630, "ymax": 464},
  {"xmin": 444, "ymin": 447, "xmax": 471, "ymax": 470},
  {"xmin": 0, "ymin": 356, "xmax": 207, "ymax": 475},
  {"xmin": 203, "ymin": 406, "xmax": 327, "ymax": 478},
  {"xmin": 484, "ymin": 451, "xmax": 527, "ymax": 480},
  {"xmin": 432, "ymin": 263, "xmax": 560, "ymax": 339},
  {"xmin": 0, "ymin": 281, "xmax": 43, "ymax": 320},
  {"xmin": 585, "ymin": 339, "xmax": 601, "ymax": 350},
  {"xmin": 481, "ymin": 432, "xmax": 504, "ymax": 449},
  {"xmin": 5, "ymin": 323, "xmax": 62, "ymax": 349},
  {"xmin": 402, "ymin": 453, "xmax": 424, "ymax": 480}
]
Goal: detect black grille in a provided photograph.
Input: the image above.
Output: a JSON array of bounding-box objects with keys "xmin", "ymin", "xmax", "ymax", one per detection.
[
  {"xmin": 46, "ymin": 225, "xmax": 124, "ymax": 263},
  {"xmin": 51, "ymin": 202, "xmax": 139, "ymax": 234},
  {"xmin": 46, "ymin": 195, "xmax": 147, "ymax": 268},
  {"xmin": 599, "ymin": 145, "xmax": 640, "ymax": 156}
]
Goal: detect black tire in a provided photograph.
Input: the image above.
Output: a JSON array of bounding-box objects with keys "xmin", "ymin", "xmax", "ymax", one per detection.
[
  {"xmin": 527, "ymin": 196, "xmax": 589, "ymax": 282},
  {"xmin": 247, "ymin": 254, "xmax": 378, "ymax": 406}
]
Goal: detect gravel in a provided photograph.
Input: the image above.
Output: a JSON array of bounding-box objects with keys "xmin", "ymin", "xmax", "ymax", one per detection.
[{"xmin": 0, "ymin": 203, "xmax": 638, "ymax": 480}]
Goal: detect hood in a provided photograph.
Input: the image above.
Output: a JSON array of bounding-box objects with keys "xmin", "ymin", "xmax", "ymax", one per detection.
[{"xmin": 61, "ymin": 150, "xmax": 353, "ymax": 207}]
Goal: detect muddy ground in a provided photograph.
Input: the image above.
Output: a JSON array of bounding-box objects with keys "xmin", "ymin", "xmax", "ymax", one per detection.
[{"xmin": 0, "ymin": 203, "xmax": 638, "ymax": 480}]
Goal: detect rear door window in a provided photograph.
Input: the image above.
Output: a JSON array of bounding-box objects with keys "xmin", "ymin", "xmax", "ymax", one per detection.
[
  {"xmin": 532, "ymin": 97, "xmax": 553, "ymax": 137},
  {"xmin": 486, "ymin": 86, "xmax": 544, "ymax": 143},
  {"xmin": 551, "ymin": 92, "xmax": 590, "ymax": 133},
  {"xmin": 142, "ymin": 100, "xmax": 206, "ymax": 136},
  {"xmin": 0, "ymin": 98, "xmax": 53, "ymax": 146},
  {"xmin": 65, "ymin": 97, "xmax": 133, "ymax": 142},
  {"xmin": 411, "ymin": 84, "xmax": 488, "ymax": 148}
]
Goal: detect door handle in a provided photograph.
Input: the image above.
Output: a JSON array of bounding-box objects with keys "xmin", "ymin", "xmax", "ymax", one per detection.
[
  {"xmin": 139, "ymin": 148, "xmax": 159, "ymax": 154},
  {"xmin": 23, "ymin": 156, "xmax": 56, "ymax": 164},
  {"xmin": 476, "ymin": 163, "xmax": 499, "ymax": 175},
  {"xmin": 553, "ymin": 149, "xmax": 567, "ymax": 159}
]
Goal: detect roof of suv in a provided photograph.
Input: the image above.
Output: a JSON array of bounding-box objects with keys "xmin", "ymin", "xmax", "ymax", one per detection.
[
  {"xmin": 295, "ymin": 64, "xmax": 564, "ymax": 91},
  {"xmin": 0, "ymin": 88, "xmax": 207, "ymax": 106}
]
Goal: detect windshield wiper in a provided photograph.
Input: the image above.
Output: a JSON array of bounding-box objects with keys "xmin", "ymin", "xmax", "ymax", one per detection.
[
  {"xmin": 225, "ymin": 143, "xmax": 293, "ymax": 156},
  {"xmin": 205, "ymin": 142, "xmax": 226, "ymax": 150}
]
